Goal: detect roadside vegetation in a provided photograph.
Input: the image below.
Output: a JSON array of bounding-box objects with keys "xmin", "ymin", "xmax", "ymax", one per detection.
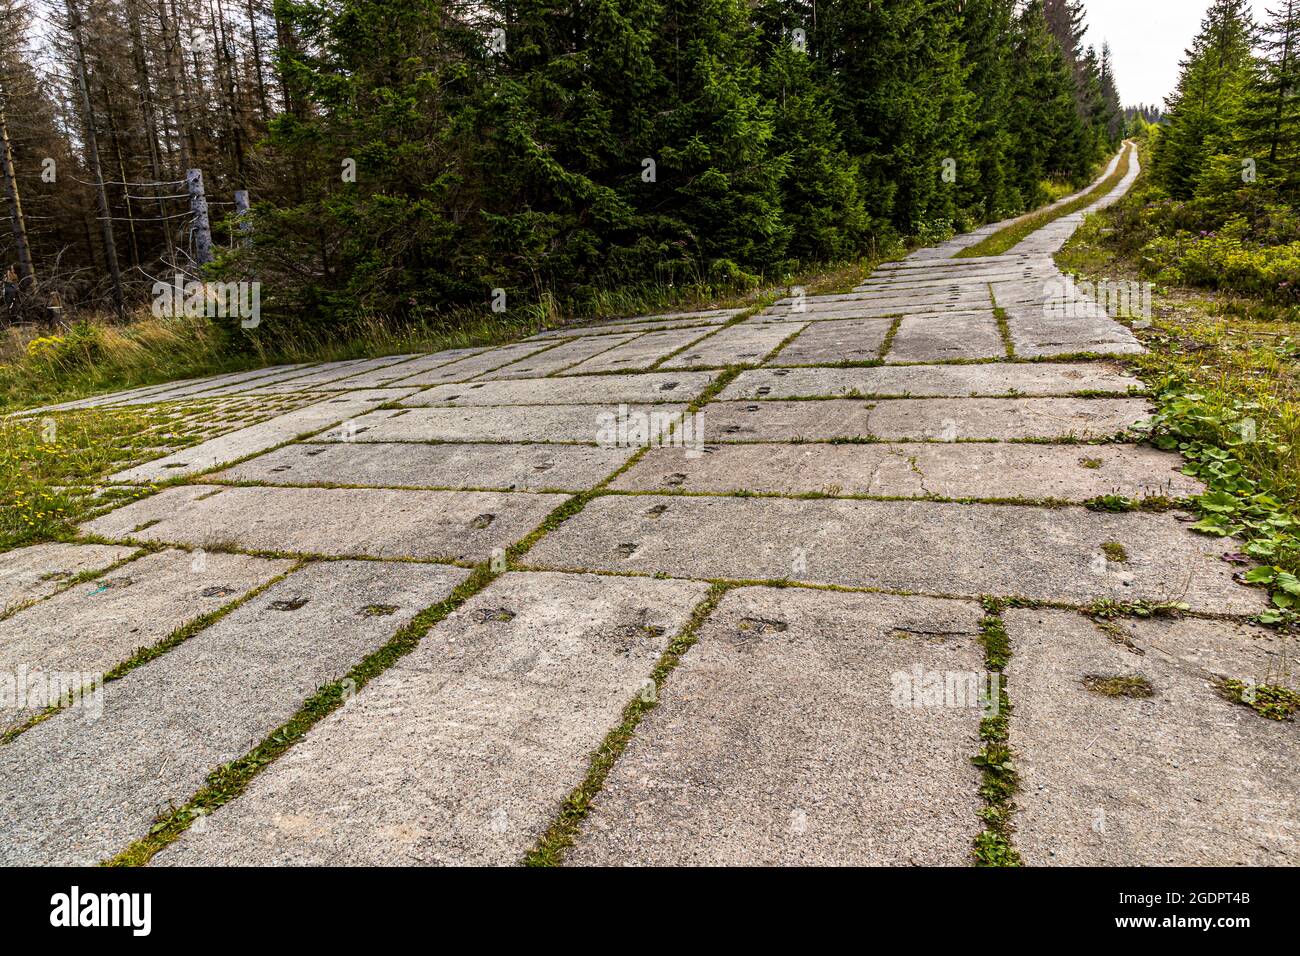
[{"xmin": 1057, "ymin": 0, "xmax": 1300, "ymax": 626}]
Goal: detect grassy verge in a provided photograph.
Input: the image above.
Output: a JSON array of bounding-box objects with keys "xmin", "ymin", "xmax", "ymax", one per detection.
[
  {"xmin": 0, "ymin": 250, "xmax": 903, "ymax": 416},
  {"xmin": 957, "ymin": 143, "xmax": 1132, "ymax": 259},
  {"xmin": 971, "ymin": 601, "xmax": 1021, "ymax": 866},
  {"xmin": 1058, "ymin": 167, "xmax": 1300, "ymax": 627}
]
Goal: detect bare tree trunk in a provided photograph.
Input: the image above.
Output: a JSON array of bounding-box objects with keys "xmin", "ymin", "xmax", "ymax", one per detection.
[
  {"xmin": 0, "ymin": 83, "xmax": 36, "ymax": 292},
  {"xmin": 66, "ymin": 0, "xmax": 125, "ymax": 319}
]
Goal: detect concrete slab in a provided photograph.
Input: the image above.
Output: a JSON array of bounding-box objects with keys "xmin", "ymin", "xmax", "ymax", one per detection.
[
  {"xmin": 80, "ymin": 485, "xmax": 568, "ymax": 560},
  {"xmin": 660, "ymin": 323, "xmax": 801, "ymax": 368},
  {"xmin": 560, "ymin": 327, "xmax": 723, "ymax": 375},
  {"xmin": 319, "ymin": 404, "xmax": 686, "ymax": 444},
  {"xmin": 402, "ymin": 372, "xmax": 716, "ymax": 407},
  {"xmin": 524, "ymin": 495, "xmax": 1262, "ymax": 613},
  {"xmin": 213, "ymin": 441, "xmax": 634, "ymax": 491},
  {"xmin": 479, "ymin": 334, "xmax": 641, "ymax": 379},
  {"xmin": 92, "ymin": 364, "xmax": 316, "ymax": 406},
  {"xmin": 761, "ymin": 302, "xmax": 968, "ymax": 323},
  {"xmin": 0, "ymin": 560, "xmax": 468, "ymax": 866},
  {"xmin": 884, "ymin": 312, "xmax": 1007, "ymax": 363},
  {"xmin": 213, "ymin": 357, "xmax": 416, "ymax": 394},
  {"xmin": 0, "ymin": 548, "xmax": 292, "ymax": 730},
  {"xmin": 999, "ymin": 296, "xmax": 1145, "ymax": 358},
  {"xmin": 610, "ymin": 443, "xmax": 1202, "ymax": 501},
  {"xmin": 703, "ymin": 398, "xmax": 1149, "ymax": 442},
  {"xmin": 568, "ymin": 587, "xmax": 985, "ymax": 865},
  {"xmin": 525, "ymin": 311, "xmax": 736, "ymax": 340},
  {"xmin": 1004, "ymin": 609, "xmax": 1298, "ymax": 865},
  {"xmin": 767, "ymin": 317, "xmax": 895, "ymax": 365},
  {"xmin": 725, "ymin": 362, "xmax": 1144, "ymax": 399},
  {"xmin": 155, "ymin": 571, "xmax": 709, "ymax": 866},
  {"xmin": 0, "ymin": 543, "xmax": 138, "ymax": 615},
  {"xmin": 107, "ymin": 390, "xmax": 408, "ymax": 482},
  {"xmin": 758, "ymin": 299, "xmax": 989, "ymax": 322},
  {"xmin": 392, "ymin": 343, "xmax": 558, "ymax": 386},
  {"xmin": 1105, "ymin": 615, "xmax": 1299, "ymax": 693}
]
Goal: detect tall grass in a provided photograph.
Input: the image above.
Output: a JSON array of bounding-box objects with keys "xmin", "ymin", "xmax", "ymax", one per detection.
[{"xmin": 0, "ymin": 253, "xmax": 895, "ymax": 414}]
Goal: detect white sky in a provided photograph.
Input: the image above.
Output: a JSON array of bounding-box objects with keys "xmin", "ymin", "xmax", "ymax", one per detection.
[{"xmin": 1082, "ymin": 0, "xmax": 1276, "ymax": 108}]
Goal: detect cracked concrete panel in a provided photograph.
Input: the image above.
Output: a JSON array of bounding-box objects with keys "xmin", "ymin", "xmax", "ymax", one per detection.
[
  {"xmin": 107, "ymin": 390, "xmax": 409, "ymax": 483},
  {"xmin": 766, "ymin": 318, "xmax": 895, "ymax": 365},
  {"xmin": 0, "ymin": 560, "xmax": 468, "ymax": 866},
  {"xmin": 0, "ymin": 548, "xmax": 293, "ymax": 731},
  {"xmin": 389, "ymin": 343, "xmax": 559, "ymax": 386},
  {"xmin": 560, "ymin": 327, "xmax": 725, "ymax": 375},
  {"xmin": 610, "ymin": 443, "xmax": 1202, "ymax": 501},
  {"xmin": 568, "ymin": 587, "xmax": 985, "ymax": 865},
  {"xmin": 315, "ymin": 404, "xmax": 686, "ymax": 444},
  {"xmin": 724, "ymin": 363, "xmax": 1145, "ymax": 399},
  {"xmin": 884, "ymin": 312, "xmax": 1007, "ymax": 363},
  {"xmin": 1004, "ymin": 609, "xmax": 1298, "ymax": 865},
  {"xmin": 863, "ymin": 397, "xmax": 1149, "ymax": 441},
  {"xmin": 660, "ymin": 323, "xmax": 803, "ymax": 368},
  {"xmin": 0, "ymin": 543, "xmax": 138, "ymax": 615},
  {"xmin": 703, "ymin": 397, "xmax": 1148, "ymax": 442},
  {"xmin": 401, "ymin": 372, "xmax": 716, "ymax": 407},
  {"xmin": 213, "ymin": 441, "xmax": 634, "ymax": 491},
  {"xmin": 524, "ymin": 495, "xmax": 1263, "ymax": 613},
  {"xmin": 478, "ymin": 334, "xmax": 642, "ymax": 379},
  {"xmin": 80, "ymin": 485, "xmax": 568, "ymax": 560},
  {"xmin": 154, "ymin": 571, "xmax": 709, "ymax": 866}
]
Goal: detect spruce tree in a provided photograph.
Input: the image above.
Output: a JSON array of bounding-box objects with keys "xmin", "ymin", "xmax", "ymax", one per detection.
[
  {"xmin": 958, "ymin": 0, "xmax": 1021, "ymax": 220},
  {"xmin": 643, "ymin": 0, "xmax": 788, "ymax": 282},
  {"xmin": 1240, "ymin": 0, "xmax": 1300, "ymax": 195},
  {"xmin": 1151, "ymin": 0, "xmax": 1256, "ymax": 199}
]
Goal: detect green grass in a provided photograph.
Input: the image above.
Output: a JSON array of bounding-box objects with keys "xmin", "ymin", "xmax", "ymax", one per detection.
[
  {"xmin": 957, "ymin": 143, "xmax": 1133, "ymax": 259},
  {"xmin": 1082, "ymin": 674, "xmax": 1155, "ymax": 698}
]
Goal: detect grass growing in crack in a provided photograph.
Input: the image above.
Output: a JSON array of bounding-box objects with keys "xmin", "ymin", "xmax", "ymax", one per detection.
[
  {"xmin": 523, "ymin": 582, "xmax": 730, "ymax": 865},
  {"xmin": 877, "ymin": 316, "xmax": 903, "ymax": 360},
  {"xmin": 105, "ymin": 561, "xmax": 498, "ymax": 866},
  {"xmin": 1090, "ymin": 598, "xmax": 1191, "ymax": 620},
  {"xmin": 971, "ymin": 602, "xmax": 1021, "ymax": 867},
  {"xmin": 958, "ymin": 143, "xmax": 1132, "ymax": 258},
  {"xmin": 1100, "ymin": 542, "xmax": 1129, "ymax": 562}
]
